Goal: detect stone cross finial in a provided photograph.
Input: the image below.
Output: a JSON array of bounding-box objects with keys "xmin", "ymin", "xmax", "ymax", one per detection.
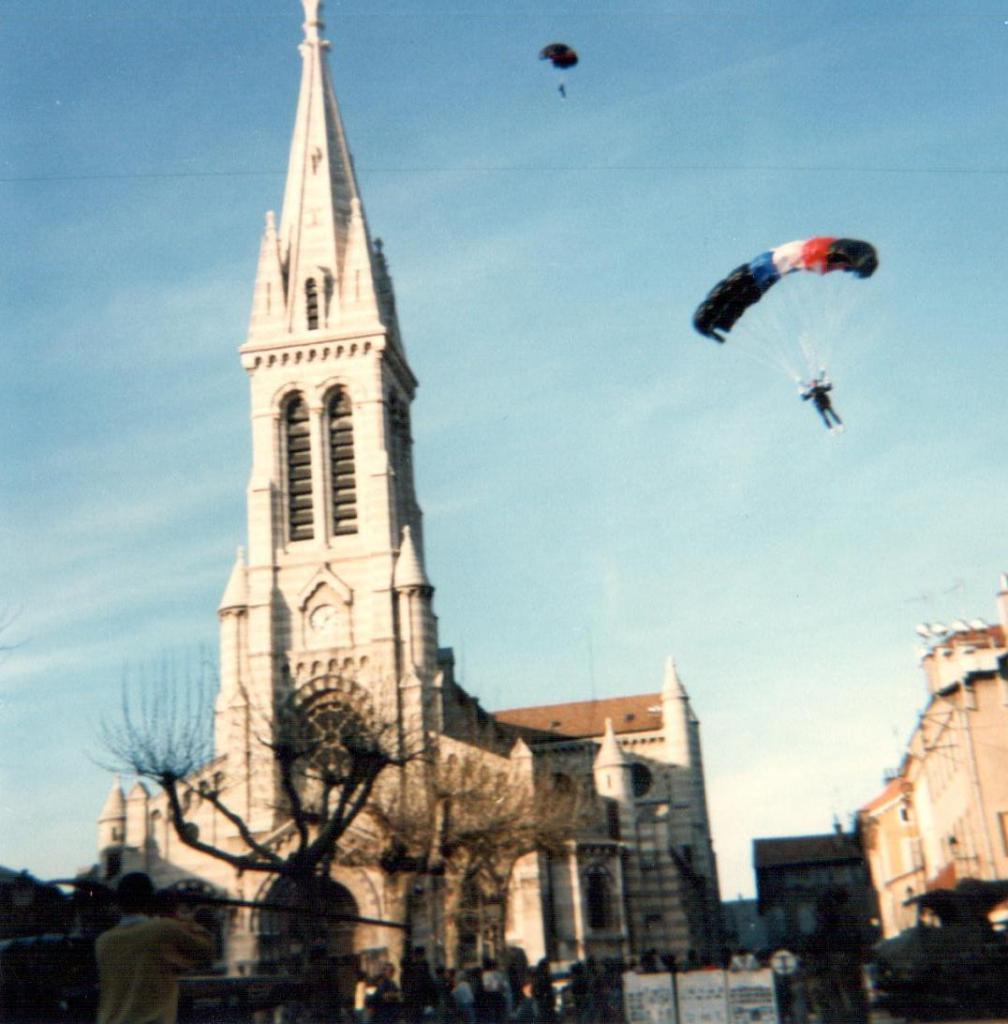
[{"xmin": 302, "ymin": 0, "xmax": 324, "ymax": 42}]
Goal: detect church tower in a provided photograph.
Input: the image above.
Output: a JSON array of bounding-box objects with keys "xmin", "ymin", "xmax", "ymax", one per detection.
[{"xmin": 214, "ymin": 0, "xmax": 439, "ymax": 828}]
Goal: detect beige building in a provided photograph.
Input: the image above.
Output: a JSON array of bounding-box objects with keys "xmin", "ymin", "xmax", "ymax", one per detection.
[
  {"xmin": 93, "ymin": 0, "xmax": 722, "ymax": 980},
  {"xmin": 860, "ymin": 575, "xmax": 1008, "ymax": 938}
]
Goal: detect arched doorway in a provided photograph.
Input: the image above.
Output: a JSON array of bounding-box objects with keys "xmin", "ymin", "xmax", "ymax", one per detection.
[{"xmin": 255, "ymin": 876, "xmax": 360, "ymax": 1006}]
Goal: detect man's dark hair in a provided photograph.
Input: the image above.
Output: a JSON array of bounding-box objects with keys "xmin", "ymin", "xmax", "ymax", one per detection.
[{"xmin": 116, "ymin": 871, "xmax": 156, "ymax": 914}]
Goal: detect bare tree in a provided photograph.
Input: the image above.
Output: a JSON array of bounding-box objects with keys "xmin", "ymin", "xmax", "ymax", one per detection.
[
  {"xmin": 367, "ymin": 739, "xmax": 594, "ymax": 965},
  {"xmin": 98, "ymin": 662, "xmax": 407, "ymax": 909}
]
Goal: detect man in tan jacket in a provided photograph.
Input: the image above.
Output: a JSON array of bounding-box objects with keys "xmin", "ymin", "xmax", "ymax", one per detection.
[{"xmin": 95, "ymin": 872, "xmax": 213, "ymax": 1024}]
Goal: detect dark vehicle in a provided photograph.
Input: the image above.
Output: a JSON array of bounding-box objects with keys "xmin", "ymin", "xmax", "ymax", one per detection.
[
  {"xmin": 871, "ymin": 879, "xmax": 1008, "ymax": 1021},
  {"xmin": 0, "ymin": 933, "xmax": 302, "ymax": 1024}
]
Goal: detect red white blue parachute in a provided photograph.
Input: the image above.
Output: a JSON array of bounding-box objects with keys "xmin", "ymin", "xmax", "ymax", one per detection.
[{"xmin": 693, "ymin": 237, "xmax": 878, "ymax": 344}]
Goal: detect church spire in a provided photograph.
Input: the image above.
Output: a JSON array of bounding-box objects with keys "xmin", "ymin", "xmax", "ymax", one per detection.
[{"xmin": 249, "ymin": 0, "xmax": 398, "ymax": 343}]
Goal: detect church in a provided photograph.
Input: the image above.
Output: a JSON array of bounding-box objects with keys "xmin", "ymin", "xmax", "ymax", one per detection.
[{"xmin": 94, "ymin": 0, "xmax": 723, "ymax": 981}]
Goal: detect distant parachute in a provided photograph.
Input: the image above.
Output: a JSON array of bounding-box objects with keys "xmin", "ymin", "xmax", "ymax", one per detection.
[
  {"xmin": 540, "ymin": 42, "xmax": 578, "ymax": 97},
  {"xmin": 693, "ymin": 237, "xmax": 878, "ymax": 344},
  {"xmin": 539, "ymin": 42, "xmax": 579, "ymax": 69}
]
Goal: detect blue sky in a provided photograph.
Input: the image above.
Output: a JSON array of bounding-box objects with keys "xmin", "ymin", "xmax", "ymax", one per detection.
[{"xmin": 2, "ymin": 1, "xmax": 1007, "ymax": 899}]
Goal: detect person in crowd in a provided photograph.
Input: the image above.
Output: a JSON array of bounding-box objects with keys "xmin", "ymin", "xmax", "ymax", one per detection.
[
  {"xmin": 481, "ymin": 957, "xmax": 510, "ymax": 1024},
  {"xmin": 94, "ymin": 872, "xmax": 213, "ymax": 1024},
  {"xmin": 451, "ymin": 968, "xmax": 476, "ymax": 1024},
  {"xmin": 367, "ymin": 961, "xmax": 403, "ymax": 1024},
  {"xmin": 400, "ymin": 947, "xmax": 437, "ymax": 1024},
  {"xmin": 433, "ymin": 966, "xmax": 455, "ymax": 1023},
  {"xmin": 531, "ymin": 959, "xmax": 556, "ymax": 1024},
  {"xmin": 354, "ymin": 968, "xmax": 376, "ymax": 1023},
  {"xmin": 510, "ymin": 977, "xmax": 538, "ymax": 1024}
]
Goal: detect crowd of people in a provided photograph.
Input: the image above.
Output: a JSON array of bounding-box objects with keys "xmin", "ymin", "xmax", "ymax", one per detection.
[{"xmin": 338, "ymin": 952, "xmax": 626, "ymax": 1024}]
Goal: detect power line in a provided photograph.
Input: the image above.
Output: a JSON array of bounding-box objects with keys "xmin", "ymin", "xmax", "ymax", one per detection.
[{"xmin": 3, "ymin": 162, "xmax": 1008, "ymax": 185}]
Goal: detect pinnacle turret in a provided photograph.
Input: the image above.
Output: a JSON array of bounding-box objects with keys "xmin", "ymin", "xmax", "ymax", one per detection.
[
  {"xmin": 594, "ymin": 717, "xmax": 629, "ymax": 770},
  {"xmin": 98, "ymin": 776, "xmax": 125, "ymax": 824},
  {"xmin": 662, "ymin": 656, "xmax": 692, "ymax": 767},
  {"xmin": 218, "ymin": 548, "xmax": 248, "ymax": 613},
  {"xmin": 662, "ymin": 656, "xmax": 688, "ymax": 700},
  {"xmin": 593, "ymin": 718, "xmax": 632, "ymax": 803},
  {"xmin": 393, "ymin": 526, "xmax": 430, "ymax": 590}
]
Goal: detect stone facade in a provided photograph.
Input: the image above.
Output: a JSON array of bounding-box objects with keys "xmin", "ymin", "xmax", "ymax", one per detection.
[
  {"xmin": 860, "ymin": 575, "xmax": 1008, "ymax": 938},
  {"xmin": 93, "ymin": 0, "xmax": 723, "ymax": 980}
]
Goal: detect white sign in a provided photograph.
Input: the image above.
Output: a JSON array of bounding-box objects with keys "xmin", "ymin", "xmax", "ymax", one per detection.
[
  {"xmin": 726, "ymin": 968, "xmax": 778, "ymax": 1024},
  {"xmin": 676, "ymin": 969, "xmax": 729, "ymax": 1024},
  {"xmin": 623, "ymin": 971, "xmax": 678, "ymax": 1024}
]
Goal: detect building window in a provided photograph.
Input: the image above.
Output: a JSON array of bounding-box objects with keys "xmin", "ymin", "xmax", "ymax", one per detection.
[
  {"xmin": 104, "ymin": 850, "xmax": 122, "ymax": 879},
  {"xmin": 631, "ymin": 762, "xmax": 653, "ymax": 798},
  {"xmin": 387, "ymin": 393, "xmax": 414, "ymax": 521},
  {"xmin": 305, "ymin": 278, "xmax": 319, "ymax": 330},
  {"xmin": 586, "ymin": 868, "xmax": 611, "ymax": 930},
  {"xmin": 605, "ymin": 800, "xmax": 621, "ymax": 840},
  {"xmin": 328, "ymin": 389, "xmax": 358, "ymax": 535},
  {"xmin": 285, "ymin": 394, "xmax": 314, "ymax": 541}
]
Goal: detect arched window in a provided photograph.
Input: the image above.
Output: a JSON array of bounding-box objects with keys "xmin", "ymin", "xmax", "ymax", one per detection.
[
  {"xmin": 631, "ymin": 762, "xmax": 653, "ymax": 797},
  {"xmin": 328, "ymin": 388, "xmax": 358, "ymax": 535},
  {"xmin": 285, "ymin": 394, "xmax": 314, "ymax": 541},
  {"xmin": 387, "ymin": 392, "xmax": 414, "ymax": 520},
  {"xmin": 586, "ymin": 867, "xmax": 611, "ymax": 930},
  {"xmin": 305, "ymin": 278, "xmax": 319, "ymax": 330}
]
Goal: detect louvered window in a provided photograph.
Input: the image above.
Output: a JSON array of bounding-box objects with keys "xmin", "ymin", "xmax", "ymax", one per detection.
[
  {"xmin": 285, "ymin": 394, "xmax": 314, "ymax": 541},
  {"xmin": 328, "ymin": 389, "xmax": 358, "ymax": 535},
  {"xmin": 305, "ymin": 278, "xmax": 319, "ymax": 330},
  {"xmin": 387, "ymin": 393, "xmax": 413, "ymax": 519}
]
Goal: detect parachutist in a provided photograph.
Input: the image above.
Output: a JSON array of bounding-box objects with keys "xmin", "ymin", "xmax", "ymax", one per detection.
[{"xmin": 801, "ymin": 375, "xmax": 843, "ymax": 430}]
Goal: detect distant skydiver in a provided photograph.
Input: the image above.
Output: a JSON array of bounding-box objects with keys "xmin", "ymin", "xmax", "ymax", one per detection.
[
  {"xmin": 540, "ymin": 42, "xmax": 578, "ymax": 98},
  {"xmin": 801, "ymin": 374, "xmax": 843, "ymax": 431}
]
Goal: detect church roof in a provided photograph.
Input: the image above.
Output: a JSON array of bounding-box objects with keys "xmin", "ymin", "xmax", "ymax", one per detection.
[
  {"xmin": 493, "ymin": 693, "xmax": 662, "ymax": 739},
  {"xmin": 753, "ymin": 832, "xmax": 863, "ymax": 869}
]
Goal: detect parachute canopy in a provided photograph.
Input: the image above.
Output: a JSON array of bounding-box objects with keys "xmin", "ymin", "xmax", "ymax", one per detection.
[
  {"xmin": 693, "ymin": 237, "xmax": 878, "ymax": 343},
  {"xmin": 540, "ymin": 43, "xmax": 579, "ymax": 69}
]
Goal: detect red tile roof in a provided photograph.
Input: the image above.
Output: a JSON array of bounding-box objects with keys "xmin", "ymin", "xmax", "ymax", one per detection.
[
  {"xmin": 860, "ymin": 777, "xmax": 906, "ymax": 815},
  {"xmin": 493, "ymin": 693, "xmax": 662, "ymax": 739}
]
